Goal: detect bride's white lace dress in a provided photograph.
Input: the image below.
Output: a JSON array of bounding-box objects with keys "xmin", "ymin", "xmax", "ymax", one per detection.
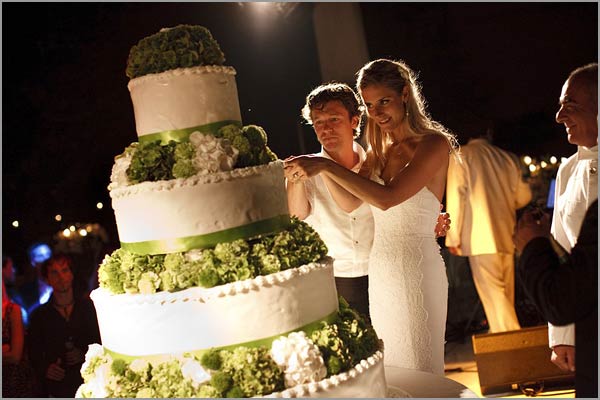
[{"xmin": 369, "ymin": 183, "xmax": 448, "ymax": 376}]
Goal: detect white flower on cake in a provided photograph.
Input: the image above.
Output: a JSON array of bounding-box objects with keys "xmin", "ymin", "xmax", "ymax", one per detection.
[
  {"xmin": 109, "ymin": 150, "xmax": 134, "ymax": 189},
  {"xmin": 189, "ymin": 131, "xmax": 238, "ymax": 174},
  {"xmin": 270, "ymin": 331, "xmax": 327, "ymax": 388},
  {"xmin": 129, "ymin": 358, "xmax": 150, "ymax": 373},
  {"xmin": 78, "ymin": 345, "xmax": 112, "ymax": 398},
  {"xmin": 184, "ymin": 249, "xmax": 205, "ymax": 262},
  {"xmin": 180, "ymin": 358, "xmax": 211, "ymax": 387},
  {"xmin": 138, "ymin": 271, "xmax": 161, "ymax": 294},
  {"xmin": 80, "ymin": 343, "xmax": 105, "ymax": 375}
]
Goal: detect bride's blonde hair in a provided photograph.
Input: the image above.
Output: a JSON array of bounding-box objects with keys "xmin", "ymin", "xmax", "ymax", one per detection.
[{"xmin": 356, "ymin": 59, "xmax": 459, "ymax": 174}]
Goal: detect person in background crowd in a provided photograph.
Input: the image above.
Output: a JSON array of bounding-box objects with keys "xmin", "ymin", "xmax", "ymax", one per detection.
[
  {"xmin": 28, "ymin": 254, "xmax": 101, "ymax": 397},
  {"xmin": 285, "ymin": 59, "xmax": 458, "ymax": 375},
  {"xmin": 546, "ymin": 62, "xmax": 597, "ymax": 376},
  {"xmin": 3, "ymin": 255, "xmax": 29, "ymax": 325},
  {"xmin": 18, "ymin": 242, "xmax": 54, "ymax": 316},
  {"xmin": 285, "ymin": 82, "xmax": 451, "ymax": 322},
  {"xmin": 445, "ymin": 129, "xmax": 532, "ymax": 332},
  {"xmin": 3, "ymin": 279, "xmax": 36, "ymax": 397},
  {"xmin": 514, "ymin": 200, "xmax": 597, "ymax": 397}
]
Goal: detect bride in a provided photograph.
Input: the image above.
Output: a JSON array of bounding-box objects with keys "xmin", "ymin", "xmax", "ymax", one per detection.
[{"xmin": 284, "ymin": 59, "xmax": 459, "ymax": 375}]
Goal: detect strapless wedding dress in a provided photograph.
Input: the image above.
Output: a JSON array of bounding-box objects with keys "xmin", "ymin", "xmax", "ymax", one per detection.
[{"xmin": 368, "ymin": 183, "xmax": 448, "ymax": 376}]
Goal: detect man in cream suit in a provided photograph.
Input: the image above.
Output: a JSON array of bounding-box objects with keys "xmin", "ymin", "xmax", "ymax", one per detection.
[{"xmin": 445, "ymin": 130, "xmax": 532, "ymax": 333}]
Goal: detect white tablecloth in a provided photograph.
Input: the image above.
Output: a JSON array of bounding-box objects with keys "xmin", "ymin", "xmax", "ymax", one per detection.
[{"xmin": 386, "ymin": 366, "xmax": 479, "ymax": 398}]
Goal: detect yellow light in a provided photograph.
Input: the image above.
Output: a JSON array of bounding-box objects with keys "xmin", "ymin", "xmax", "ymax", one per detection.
[
  {"xmin": 63, "ymin": 229, "xmax": 71, "ymax": 237},
  {"xmin": 96, "ymin": 202, "xmax": 103, "ymax": 210},
  {"xmin": 69, "ymin": 225, "xmax": 76, "ymax": 232},
  {"xmin": 55, "ymin": 214, "xmax": 62, "ymax": 222},
  {"xmin": 86, "ymin": 225, "xmax": 93, "ymax": 232},
  {"xmin": 550, "ymin": 156, "xmax": 558, "ymax": 164},
  {"xmin": 79, "ymin": 229, "xmax": 88, "ymax": 236},
  {"xmin": 523, "ymin": 156, "xmax": 532, "ymax": 165},
  {"xmin": 540, "ymin": 161, "xmax": 547, "ymax": 168},
  {"xmin": 12, "ymin": 220, "xmax": 19, "ymax": 228},
  {"xmin": 529, "ymin": 164, "xmax": 537, "ymax": 172}
]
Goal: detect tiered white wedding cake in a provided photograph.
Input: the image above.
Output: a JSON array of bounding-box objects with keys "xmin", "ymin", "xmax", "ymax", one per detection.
[{"xmin": 77, "ymin": 25, "xmax": 387, "ymax": 398}]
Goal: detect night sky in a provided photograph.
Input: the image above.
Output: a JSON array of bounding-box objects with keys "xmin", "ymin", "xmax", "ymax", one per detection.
[{"xmin": 2, "ymin": 3, "xmax": 597, "ymax": 262}]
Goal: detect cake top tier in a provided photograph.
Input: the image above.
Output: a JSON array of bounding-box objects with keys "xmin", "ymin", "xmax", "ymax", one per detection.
[{"xmin": 126, "ymin": 25, "xmax": 225, "ymax": 79}]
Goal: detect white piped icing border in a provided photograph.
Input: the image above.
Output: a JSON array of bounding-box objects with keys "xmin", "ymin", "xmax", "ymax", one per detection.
[
  {"xmin": 127, "ymin": 65, "xmax": 237, "ymax": 89},
  {"xmin": 264, "ymin": 351, "xmax": 386, "ymax": 398},
  {"xmin": 110, "ymin": 160, "xmax": 283, "ymax": 199}
]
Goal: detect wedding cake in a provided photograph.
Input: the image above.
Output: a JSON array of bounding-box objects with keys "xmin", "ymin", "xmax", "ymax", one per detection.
[{"xmin": 77, "ymin": 25, "xmax": 387, "ymax": 398}]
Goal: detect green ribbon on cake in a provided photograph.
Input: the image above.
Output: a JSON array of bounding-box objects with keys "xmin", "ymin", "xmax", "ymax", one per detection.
[
  {"xmin": 139, "ymin": 120, "xmax": 242, "ymax": 144},
  {"xmin": 121, "ymin": 215, "xmax": 291, "ymax": 255},
  {"xmin": 103, "ymin": 310, "xmax": 339, "ymax": 363}
]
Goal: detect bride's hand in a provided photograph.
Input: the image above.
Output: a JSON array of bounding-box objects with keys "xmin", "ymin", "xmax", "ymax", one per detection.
[{"xmin": 283, "ymin": 156, "xmax": 329, "ymax": 181}]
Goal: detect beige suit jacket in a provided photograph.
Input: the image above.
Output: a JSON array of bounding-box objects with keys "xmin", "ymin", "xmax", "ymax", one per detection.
[{"xmin": 445, "ymin": 138, "xmax": 532, "ymax": 255}]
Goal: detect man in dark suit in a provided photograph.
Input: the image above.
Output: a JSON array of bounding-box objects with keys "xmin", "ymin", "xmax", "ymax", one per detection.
[{"xmin": 513, "ymin": 200, "xmax": 597, "ymax": 398}]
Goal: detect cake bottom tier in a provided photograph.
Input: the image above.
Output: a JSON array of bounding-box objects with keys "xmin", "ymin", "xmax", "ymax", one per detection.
[{"xmin": 76, "ymin": 348, "xmax": 387, "ymax": 398}]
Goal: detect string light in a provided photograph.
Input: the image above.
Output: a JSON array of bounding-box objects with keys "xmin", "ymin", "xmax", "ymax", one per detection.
[
  {"xmin": 550, "ymin": 156, "xmax": 558, "ymax": 164},
  {"xmin": 55, "ymin": 214, "xmax": 62, "ymax": 222},
  {"xmin": 79, "ymin": 229, "xmax": 88, "ymax": 236},
  {"xmin": 69, "ymin": 225, "xmax": 76, "ymax": 232},
  {"xmin": 540, "ymin": 161, "xmax": 547, "ymax": 168},
  {"xmin": 523, "ymin": 156, "xmax": 532, "ymax": 165},
  {"xmin": 12, "ymin": 220, "xmax": 19, "ymax": 228},
  {"xmin": 63, "ymin": 229, "xmax": 71, "ymax": 237},
  {"xmin": 96, "ymin": 202, "xmax": 104, "ymax": 210},
  {"xmin": 529, "ymin": 164, "xmax": 537, "ymax": 173}
]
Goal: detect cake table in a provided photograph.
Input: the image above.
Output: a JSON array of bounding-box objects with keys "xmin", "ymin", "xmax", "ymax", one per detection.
[{"xmin": 385, "ymin": 366, "xmax": 478, "ymax": 398}]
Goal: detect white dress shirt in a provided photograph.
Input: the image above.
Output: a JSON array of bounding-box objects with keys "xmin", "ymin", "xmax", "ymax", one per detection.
[
  {"xmin": 548, "ymin": 145, "xmax": 598, "ymax": 347},
  {"xmin": 304, "ymin": 142, "xmax": 373, "ymax": 278}
]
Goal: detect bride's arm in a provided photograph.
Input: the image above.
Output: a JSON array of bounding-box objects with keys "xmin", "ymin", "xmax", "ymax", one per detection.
[
  {"xmin": 321, "ymin": 174, "xmax": 364, "ymax": 213},
  {"xmin": 287, "ymin": 135, "xmax": 449, "ymax": 210}
]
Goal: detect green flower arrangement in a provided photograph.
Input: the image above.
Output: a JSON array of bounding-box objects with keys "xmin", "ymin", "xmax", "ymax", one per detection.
[
  {"xmin": 310, "ymin": 298, "xmax": 380, "ymax": 376},
  {"xmin": 98, "ymin": 218, "xmax": 328, "ymax": 294},
  {"xmin": 124, "ymin": 124, "xmax": 278, "ymax": 185},
  {"xmin": 126, "ymin": 25, "xmax": 225, "ymax": 79}
]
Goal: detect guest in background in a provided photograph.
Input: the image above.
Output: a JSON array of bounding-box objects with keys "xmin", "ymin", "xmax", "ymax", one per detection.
[
  {"xmin": 3, "ymin": 279, "xmax": 36, "ymax": 397},
  {"xmin": 28, "ymin": 254, "xmax": 100, "ymax": 397},
  {"xmin": 285, "ymin": 82, "xmax": 451, "ymax": 322},
  {"xmin": 18, "ymin": 242, "xmax": 53, "ymax": 316},
  {"xmin": 445, "ymin": 128, "xmax": 531, "ymax": 332},
  {"xmin": 3, "ymin": 255, "xmax": 29, "ymax": 325},
  {"xmin": 547, "ymin": 62, "xmax": 597, "ymax": 374},
  {"xmin": 514, "ymin": 200, "xmax": 597, "ymax": 397}
]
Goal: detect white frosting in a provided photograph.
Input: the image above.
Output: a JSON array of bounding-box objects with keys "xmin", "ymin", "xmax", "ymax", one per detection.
[
  {"xmin": 110, "ymin": 161, "xmax": 289, "ymax": 246},
  {"xmin": 128, "ymin": 65, "xmax": 242, "ymax": 138},
  {"xmin": 91, "ymin": 260, "xmax": 338, "ymax": 356}
]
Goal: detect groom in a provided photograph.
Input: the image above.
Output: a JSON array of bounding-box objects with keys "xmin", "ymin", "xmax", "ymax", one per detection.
[{"xmin": 285, "ymin": 82, "xmax": 450, "ymax": 321}]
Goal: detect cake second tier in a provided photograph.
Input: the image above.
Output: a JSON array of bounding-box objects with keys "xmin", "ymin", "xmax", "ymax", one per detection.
[{"xmin": 110, "ymin": 161, "xmax": 290, "ymax": 254}]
